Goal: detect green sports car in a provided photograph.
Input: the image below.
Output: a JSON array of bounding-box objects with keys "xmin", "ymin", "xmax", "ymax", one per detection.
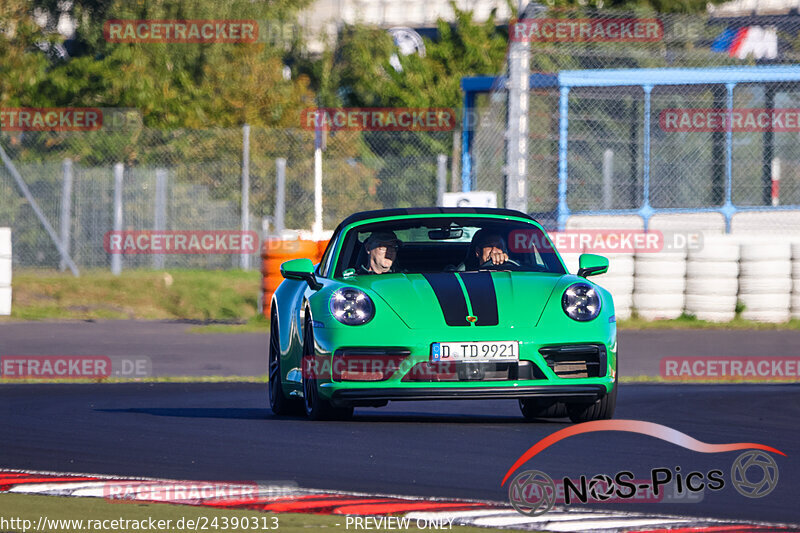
[{"xmin": 269, "ymin": 207, "xmax": 617, "ymax": 422}]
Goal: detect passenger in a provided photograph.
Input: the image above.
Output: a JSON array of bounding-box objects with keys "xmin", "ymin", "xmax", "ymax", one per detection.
[{"xmin": 358, "ymin": 231, "xmax": 402, "ymax": 274}]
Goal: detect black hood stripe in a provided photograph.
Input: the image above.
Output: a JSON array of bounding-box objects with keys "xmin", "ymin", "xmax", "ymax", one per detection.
[
  {"xmin": 459, "ymin": 271, "xmax": 499, "ymax": 326},
  {"xmin": 422, "ymin": 273, "xmax": 469, "ymax": 326}
]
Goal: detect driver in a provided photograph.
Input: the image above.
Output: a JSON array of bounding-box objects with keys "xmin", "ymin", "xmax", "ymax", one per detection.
[
  {"xmin": 457, "ymin": 230, "xmax": 510, "ymax": 271},
  {"xmin": 358, "ymin": 231, "xmax": 402, "ymax": 274}
]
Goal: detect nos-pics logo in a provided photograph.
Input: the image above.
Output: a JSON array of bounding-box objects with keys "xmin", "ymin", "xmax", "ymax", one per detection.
[{"xmin": 502, "ymin": 420, "xmax": 783, "ymax": 516}]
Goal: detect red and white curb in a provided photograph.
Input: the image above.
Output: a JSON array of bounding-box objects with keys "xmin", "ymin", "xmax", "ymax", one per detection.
[{"xmin": 1, "ymin": 470, "xmax": 797, "ymax": 532}]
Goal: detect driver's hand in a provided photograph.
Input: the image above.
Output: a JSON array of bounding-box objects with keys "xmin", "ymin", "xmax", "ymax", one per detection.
[{"xmin": 489, "ymin": 249, "xmax": 508, "ymax": 265}]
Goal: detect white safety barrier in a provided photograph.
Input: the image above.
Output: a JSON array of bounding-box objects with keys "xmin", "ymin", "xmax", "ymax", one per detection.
[
  {"xmin": 632, "ymin": 247, "xmax": 687, "ymax": 320},
  {"xmin": 559, "ymin": 252, "xmax": 580, "ymax": 275},
  {"xmin": 597, "ymin": 253, "xmax": 634, "ymax": 320},
  {"xmin": 684, "ymin": 237, "xmax": 739, "ymax": 322},
  {"xmin": 738, "ymin": 242, "xmax": 792, "ymax": 323},
  {"xmin": 0, "ymin": 228, "xmax": 11, "ymax": 316},
  {"xmin": 792, "ymin": 243, "xmax": 800, "ymax": 320},
  {"xmin": 559, "ymin": 214, "xmax": 800, "ymax": 323}
]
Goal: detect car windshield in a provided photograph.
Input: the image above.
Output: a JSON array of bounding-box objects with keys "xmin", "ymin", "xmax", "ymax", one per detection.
[{"xmin": 333, "ymin": 217, "xmax": 566, "ymax": 276}]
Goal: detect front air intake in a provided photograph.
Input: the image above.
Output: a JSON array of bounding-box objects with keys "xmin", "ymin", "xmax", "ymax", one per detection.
[{"xmin": 538, "ymin": 344, "xmax": 606, "ymax": 378}]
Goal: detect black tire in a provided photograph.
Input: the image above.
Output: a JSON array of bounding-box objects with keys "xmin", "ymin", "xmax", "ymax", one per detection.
[
  {"xmin": 301, "ymin": 317, "xmax": 353, "ymax": 421},
  {"xmin": 269, "ymin": 312, "xmax": 302, "ymax": 416},
  {"xmin": 519, "ymin": 398, "xmax": 569, "ymax": 420},
  {"xmin": 567, "ymin": 382, "xmax": 617, "ymax": 423}
]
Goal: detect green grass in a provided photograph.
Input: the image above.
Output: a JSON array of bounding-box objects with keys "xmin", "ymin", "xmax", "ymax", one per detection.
[
  {"xmin": 186, "ymin": 315, "xmax": 268, "ymax": 334},
  {"xmin": 5, "ymin": 270, "xmax": 800, "ymax": 332},
  {"xmin": 2, "ymin": 269, "xmax": 262, "ymax": 322},
  {"xmin": 618, "ymin": 313, "xmax": 800, "ymax": 330},
  {"xmin": 0, "ymin": 494, "xmax": 523, "ymax": 533}
]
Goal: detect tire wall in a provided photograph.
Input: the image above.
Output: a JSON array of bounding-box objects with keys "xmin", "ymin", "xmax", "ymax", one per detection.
[{"xmin": 565, "ymin": 214, "xmax": 800, "ymax": 323}]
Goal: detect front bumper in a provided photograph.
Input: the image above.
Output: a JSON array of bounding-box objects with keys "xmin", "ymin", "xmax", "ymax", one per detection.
[
  {"xmin": 305, "ymin": 324, "xmax": 617, "ymax": 405},
  {"xmin": 329, "ymin": 384, "xmax": 607, "ymax": 406}
]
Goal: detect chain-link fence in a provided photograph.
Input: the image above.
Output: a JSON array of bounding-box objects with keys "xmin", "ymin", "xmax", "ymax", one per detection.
[
  {"xmin": 470, "ymin": 7, "xmax": 800, "ymax": 233},
  {"xmin": 0, "ymin": 126, "xmax": 453, "ymax": 270}
]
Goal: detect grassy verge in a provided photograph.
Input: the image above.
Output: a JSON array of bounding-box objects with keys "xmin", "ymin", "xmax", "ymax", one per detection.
[
  {"xmin": 185, "ymin": 315, "xmax": 268, "ymax": 334},
  {"xmin": 0, "ymin": 494, "xmax": 521, "ymax": 533},
  {"xmin": 5, "ymin": 270, "xmax": 800, "ymax": 332},
  {"xmin": 2, "ymin": 270, "xmax": 262, "ymax": 322},
  {"xmin": 618, "ymin": 314, "xmax": 800, "ymax": 330}
]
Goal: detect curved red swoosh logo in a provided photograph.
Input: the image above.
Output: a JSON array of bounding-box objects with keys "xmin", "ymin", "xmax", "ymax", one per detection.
[{"xmin": 501, "ymin": 419, "xmax": 785, "ymax": 486}]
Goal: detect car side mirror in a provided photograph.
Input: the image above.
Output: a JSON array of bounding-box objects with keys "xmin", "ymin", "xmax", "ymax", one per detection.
[
  {"xmin": 577, "ymin": 254, "xmax": 609, "ymax": 278},
  {"xmin": 280, "ymin": 258, "xmax": 322, "ymax": 290}
]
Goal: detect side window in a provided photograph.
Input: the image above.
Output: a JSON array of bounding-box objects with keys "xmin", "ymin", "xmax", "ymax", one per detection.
[{"xmin": 318, "ymin": 234, "xmax": 339, "ymax": 278}]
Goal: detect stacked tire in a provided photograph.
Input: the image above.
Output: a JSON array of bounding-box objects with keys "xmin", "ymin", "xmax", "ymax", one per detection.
[
  {"xmin": 738, "ymin": 242, "xmax": 792, "ymax": 323},
  {"xmin": 596, "ymin": 253, "xmax": 634, "ymax": 320},
  {"xmin": 0, "ymin": 228, "xmax": 11, "ymax": 316},
  {"xmin": 793, "ymin": 243, "xmax": 800, "ymax": 320},
  {"xmin": 632, "ymin": 248, "xmax": 686, "ymax": 320},
  {"xmin": 684, "ymin": 238, "xmax": 739, "ymax": 322},
  {"xmin": 558, "ymin": 252, "xmax": 581, "ymax": 276}
]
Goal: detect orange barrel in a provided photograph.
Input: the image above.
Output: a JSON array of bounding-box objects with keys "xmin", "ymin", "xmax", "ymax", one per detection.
[
  {"xmin": 261, "ymin": 238, "xmax": 319, "ymax": 317},
  {"xmin": 316, "ymin": 239, "xmax": 330, "ymax": 263}
]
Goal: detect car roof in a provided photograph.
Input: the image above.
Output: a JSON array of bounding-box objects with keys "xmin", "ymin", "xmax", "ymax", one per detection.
[{"xmin": 335, "ymin": 207, "xmax": 536, "ymax": 232}]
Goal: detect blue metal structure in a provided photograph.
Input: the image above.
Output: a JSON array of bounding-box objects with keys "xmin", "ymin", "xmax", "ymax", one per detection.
[
  {"xmin": 461, "ymin": 65, "xmax": 800, "ymax": 231},
  {"xmin": 460, "ymin": 74, "xmax": 557, "ymax": 193}
]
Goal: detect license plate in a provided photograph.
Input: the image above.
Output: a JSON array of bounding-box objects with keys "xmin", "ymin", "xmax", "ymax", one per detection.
[{"xmin": 431, "ymin": 341, "xmax": 519, "ymax": 362}]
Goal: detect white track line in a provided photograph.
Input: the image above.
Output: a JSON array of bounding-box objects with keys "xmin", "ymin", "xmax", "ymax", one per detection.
[
  {"xmin": 3, "ymin": 469, "xmax": 796, "ymax": 531},
  {"xmin": 8, "ymin": 482, "xmax": 108, "ymax": 495},
  {"xmin": 543, "ymin": 518, "xmax": 693, "ymax": 532}
]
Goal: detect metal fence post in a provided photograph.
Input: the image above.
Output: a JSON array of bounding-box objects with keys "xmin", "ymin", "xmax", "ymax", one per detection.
[
  {"xmin": 504, "ymin": 1, "xmax": 538, "ymax": 212},
  {"xmin": 274, "ymin": 158, "xmax": 286, "ymax": 235},
  {"xmin": 602, "ymin": 149, "xmax": 614, "ymax": 210},
  {"xmin": 59, "ymin": 159, "xmax": 73, "ymax": 272},
  {"xmin": 241, "ymin": 124, "xmax": 251, "ymax": 270},
  {"xmin": 153, "ymin": 168, "xmax": 167, "ymax": 269},
  {"xmin": 771, "ymin": 157, "xmax": 781, "ymax": 206},
  {"xmin": 0, "ymin": 141, "xmax": 79, "ymax": 276},
  {"xmin": 436, "ymin": 154, "xmax": 447, "ymax": 205},
  {"xmin": 111, "ymin": 163, "xmax": 124, "ymax": 276},
  {"xmin": 451, "ymin": 131, "xmax": 461, "ymax": 193},
  {"xmin": 313, "ymin": 142, "xmax": 323, "ymax": 238}
]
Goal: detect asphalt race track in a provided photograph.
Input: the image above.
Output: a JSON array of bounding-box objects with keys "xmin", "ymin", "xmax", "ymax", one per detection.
[
  {"xmin": 2, "ymin": 382, "xmax": 798, "ymax": 525},
  {"xmin": 3, "ymin": 319, "xmax": 800, "ymax": 377}
]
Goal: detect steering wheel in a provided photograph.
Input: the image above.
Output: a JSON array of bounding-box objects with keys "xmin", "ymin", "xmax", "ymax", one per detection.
[{"xmin": 479, "ymin": 258, "xmax": 521, "ymax": 270}]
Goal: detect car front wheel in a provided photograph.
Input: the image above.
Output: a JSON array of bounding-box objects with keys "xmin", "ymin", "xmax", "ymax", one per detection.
[
  {"xmin": 302, "ymin": 317, "xmax": 353, "ymax": 421},
  {"xmin": 269, "ymin": 312, "xmax": 302, "ymax": 416},
  {"xmin": 567, "ymin": 380, "xmax": 617, "ymax": 423},
  {"xmin": 519, "ymin": 398, "xmax": 569, "ymax": 420}
]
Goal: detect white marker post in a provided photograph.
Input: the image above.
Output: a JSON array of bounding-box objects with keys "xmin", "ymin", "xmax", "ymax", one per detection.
[{"xmin": 313, "ymin": 113, "xmax": 324, "ymax": 239}]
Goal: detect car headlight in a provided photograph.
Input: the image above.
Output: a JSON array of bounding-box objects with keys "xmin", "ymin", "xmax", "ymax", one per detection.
[
  {"xmin": 562, "ymin": 283, "xmax": 601, "ymax": 322},
  {"xmin": 330, "ymin": 288, "xmax": 375, "ymax": 325}
]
